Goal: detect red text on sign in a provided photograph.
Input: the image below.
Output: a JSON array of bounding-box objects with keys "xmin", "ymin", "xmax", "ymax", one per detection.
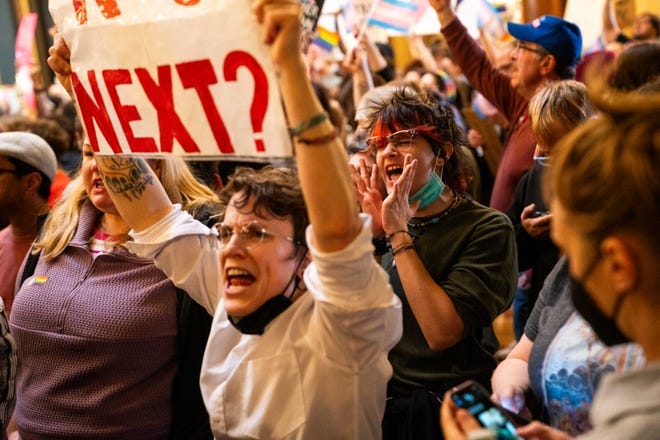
[{"xmin": 71, "ymin": 51, "xmax": 269, "ymax": 155}]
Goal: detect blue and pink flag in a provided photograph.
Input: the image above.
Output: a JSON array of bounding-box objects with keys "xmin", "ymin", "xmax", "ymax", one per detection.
[{"xmin": 366, "ymin": 0, "xmax": 428, "ymax": 34}]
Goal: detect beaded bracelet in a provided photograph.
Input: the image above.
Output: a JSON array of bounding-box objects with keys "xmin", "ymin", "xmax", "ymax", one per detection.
[
  {"xmin": 288, "ymin": 112, "xmax": 329, "ymax": 137},
  {"xmin": 385, "ymin": 230, "xmax": 410, "ymax": 242},
  {"xmin": 295, "ymin": 128, "xmax": 339, "ymax": 145},
  {"xmin": 392, "ymin": 242, "xmax": 415, "ymax": 256}
]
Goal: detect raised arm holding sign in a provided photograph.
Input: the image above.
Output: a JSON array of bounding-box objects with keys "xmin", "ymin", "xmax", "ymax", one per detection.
[{"xmin": 48, "ymin": 1, "xmax": 402, "ymax": 438}]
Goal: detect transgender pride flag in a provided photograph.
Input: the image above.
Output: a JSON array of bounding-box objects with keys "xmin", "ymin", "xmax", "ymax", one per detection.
[{"xmin": 366, "ymin": 0, "xmax": 429, "ymax": 34}]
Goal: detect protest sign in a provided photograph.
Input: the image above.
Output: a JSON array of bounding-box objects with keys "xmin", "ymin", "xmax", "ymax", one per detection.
[{"xmin": 49, "ymin": 0, "xmax": 292, "ymax": 159}]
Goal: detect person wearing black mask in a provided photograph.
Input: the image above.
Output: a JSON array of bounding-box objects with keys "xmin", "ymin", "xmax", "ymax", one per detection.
[
  {"xmin": 441, "ymin": 78, "xmax": 660, "ymax": 439},
  {"xmin": 48, "ymin": 1, "xmax": 403, "ymax": 438}
]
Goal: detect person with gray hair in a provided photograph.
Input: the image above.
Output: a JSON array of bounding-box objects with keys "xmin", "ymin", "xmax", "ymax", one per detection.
[{"xmin": 428, "ymin": 0, "xmax": 582, "ymax": 213}]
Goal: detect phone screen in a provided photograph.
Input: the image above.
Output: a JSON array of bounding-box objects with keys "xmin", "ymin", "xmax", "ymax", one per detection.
[{"xmin": 450, "ymin": 382, "xmax": 522, "ymax": 440}]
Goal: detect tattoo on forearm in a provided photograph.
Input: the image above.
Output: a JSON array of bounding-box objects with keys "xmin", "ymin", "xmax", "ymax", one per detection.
[{"xmin": 99, "ymin": 157, "xmax": 154, "ymax": 201}]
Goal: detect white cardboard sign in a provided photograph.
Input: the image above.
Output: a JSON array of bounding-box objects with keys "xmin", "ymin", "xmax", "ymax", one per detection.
[{"xmin": 49, "ymin": 0, "xmax": 292, "ymax": 159}]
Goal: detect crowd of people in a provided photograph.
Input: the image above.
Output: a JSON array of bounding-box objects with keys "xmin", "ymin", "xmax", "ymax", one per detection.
[{"xmin": 0, "ymin": 0, "xmax": 658, "ymax": 438}]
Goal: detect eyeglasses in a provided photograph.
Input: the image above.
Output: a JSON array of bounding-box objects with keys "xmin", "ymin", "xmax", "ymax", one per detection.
[
  {"xmin": 514, "ymin": 41, "xmax": 549, "ymax": 57},
  {"xmin": 365, "ymin": 129, "xmax": 421, "ymax": 152},
  {"xmin": 0, "ymin": 168, "xmax": 18, "ymax": 176},
  {"xmin": 214, "ymin": 220, "xmax": 299, "ymax": 249}
]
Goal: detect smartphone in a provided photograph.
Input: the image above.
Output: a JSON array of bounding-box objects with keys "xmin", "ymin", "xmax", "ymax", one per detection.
[
  {"xmin": 449, "ymin": 380, "xmax": 525, "ymax": 440},
  {"xmin": 531, "ymin": 210, "xmax": 550, "ymax": 218}
]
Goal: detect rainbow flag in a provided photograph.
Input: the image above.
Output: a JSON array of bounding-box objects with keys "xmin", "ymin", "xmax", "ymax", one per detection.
[
  {"xmin": 366, "ymin": 0, "xmax": 428, "ymax": 34},
  {"xmin": 314, "ymin": 25, "xmax": 340, "ymax": 51}
]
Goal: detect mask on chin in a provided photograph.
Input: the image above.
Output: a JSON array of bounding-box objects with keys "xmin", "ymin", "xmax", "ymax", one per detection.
[
  {"xmin": 569, "ymin": 260, "xmax": 630, "ymax": 346},
  {"xmin": 228, "ymin": 254, "xmax": 306, "ymax": 335},
  {"xmin": 229, "ymin": 294, "xmax": 293, "ymax": 335},
  {"xmin": 409, "ymin": 145, "xmax": 446, "ymax": 210},
  {"xmin": 408, "ymin": 172, "xmax": 445, "ymax": 209}
]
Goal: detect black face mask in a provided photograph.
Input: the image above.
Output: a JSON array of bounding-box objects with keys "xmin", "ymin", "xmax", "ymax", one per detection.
[
  {"xmin": 229, "ymin": 294, "xmax": 293, "ymax": 335},
  {"xmin": 569, "ymin": 258, "xmax": 630, "ymax": 346},
  {"xmin": 228, "ymin": 254, "xmax": 306, "ymax": 335}
]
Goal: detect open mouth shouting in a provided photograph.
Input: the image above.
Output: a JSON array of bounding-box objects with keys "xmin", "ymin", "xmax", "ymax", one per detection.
[
  {"xmin": 225, "ymin": 266, "xmax": 256, "ymax": 293},
  {"xmin": 385, "ymin": 164, "xmax": 404, "ymax": 183}
]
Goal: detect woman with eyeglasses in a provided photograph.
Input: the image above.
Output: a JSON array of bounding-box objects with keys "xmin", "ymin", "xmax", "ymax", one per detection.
[
  {"xmin": 505, "ymin": 80, "xmax": 596, "ymax": 340},
  {"xmin": 441, "ymin": 75, "xmax": 660, "ymax": 440},
  {"xmin": 353, "ymin": 89, "xmax": 517, "ymax": 440},
  {"xmin": 48, "ymin": 0, "xmax": 402, "ymax": 438}
]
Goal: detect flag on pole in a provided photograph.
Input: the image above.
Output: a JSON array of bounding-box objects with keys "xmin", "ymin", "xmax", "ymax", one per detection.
[
  {"xmin": 473, "ymin": 0, "xmax": 506, "ymax": 40},
  {"xmin": 366, "ymin": 0, "xmax": 429, "ymax": 34},
  {"xmin": 456, "ymin": 0, "xmax": 507, "ymax": 40},
  {"xmin": 313, "ymin": 25, "xmax": 341, "ymax": 51}
]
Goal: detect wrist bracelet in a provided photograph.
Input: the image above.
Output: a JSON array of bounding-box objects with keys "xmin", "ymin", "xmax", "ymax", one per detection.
[
  {"xmin": 295, "ymin": 128, "xmax": 339, "ymax": 145},
  {"xmin": 385, "ymin": 230, "xmax": 410, "ymax": 242},
  {"xmin": 392, "ymin": 242, "xmax": 415, "ymax": 256},
  {"xmin": 289, "ymin": 112, "xmax": 329, "ymax": 137}
]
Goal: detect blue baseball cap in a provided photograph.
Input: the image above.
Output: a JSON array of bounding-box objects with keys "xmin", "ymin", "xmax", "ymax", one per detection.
[{"xmin": 508, "ymin": 15, "xmax": 582, "ymax": 67}]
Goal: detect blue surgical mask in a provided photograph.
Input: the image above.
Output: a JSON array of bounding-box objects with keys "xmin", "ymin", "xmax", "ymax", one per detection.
[{"xmin": 409, "ymin": 172, "xmax": 445, "ymax": 209}]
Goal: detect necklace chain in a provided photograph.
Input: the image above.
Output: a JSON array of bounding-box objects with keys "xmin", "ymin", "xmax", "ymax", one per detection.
[{"xmin": 408, "ymin": 192, "xmax": 463, "ymax": 229}]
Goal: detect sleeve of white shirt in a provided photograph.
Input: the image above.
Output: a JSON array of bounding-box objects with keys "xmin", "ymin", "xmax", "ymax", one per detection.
[
  {"xmin": 304, "ymin": 214, "xmax": 396, "ymax": 310},
  {"xmin": 303, "ymin": 214, "xmax": 402, "ymax": 366},
  {"xmin": 126, "ymin": 205, "xmax": 221, "ymax": 315}
]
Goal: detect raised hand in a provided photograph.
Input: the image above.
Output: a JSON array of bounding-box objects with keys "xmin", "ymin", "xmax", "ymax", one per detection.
[
  {"xmin": 252, "ymin": 0, "xmax": 303, "ymax": 67},
  {"xmin": 351, "ymin": 157, "xmax": 384, "ymax": 237},
  {"xmin": 47, "ymin": 33, "xmax": 73, "ymax": 97},
  {"xmin": 427, "ymin": 0, "xmax": 456, "ymax": 26},
  {"xmin": 381, "ymin": 154, "xmax": 419, "ymax": 236}
]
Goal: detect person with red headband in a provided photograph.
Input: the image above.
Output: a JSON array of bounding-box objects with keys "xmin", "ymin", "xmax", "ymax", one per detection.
[{"xmin": 354, "ymin": 89, "xmax": 517, "ymax": 440}]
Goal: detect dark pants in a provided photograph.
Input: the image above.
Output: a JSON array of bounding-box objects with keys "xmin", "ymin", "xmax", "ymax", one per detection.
[
  {"xmin": 513, "ymin": 270, "xmax": 534, "ymax": 340},
  {"xmin": 382, "ymin": 390, "xmax": 443, "ymax": 440}
]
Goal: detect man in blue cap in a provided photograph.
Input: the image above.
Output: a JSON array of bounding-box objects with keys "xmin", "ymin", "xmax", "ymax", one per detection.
[
  {"xmin": 429, "ymin": 0, "xmax": 582, "ymax": 214},
  {"xmin": 427, "ymin": 0, "xmax": 582, "ymax": 352}
]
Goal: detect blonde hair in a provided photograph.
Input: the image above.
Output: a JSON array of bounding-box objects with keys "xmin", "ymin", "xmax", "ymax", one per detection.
[
  {"xmin": 546, "ymin": 86, "xmax": 660, "ymax": 250},
  {"xmin": 36, "ymin": 156, "xmax": 220, "ymax": 260},
  {"xmin": 529, "ymin": 80, "xmax": 596, "ymax": 148}
]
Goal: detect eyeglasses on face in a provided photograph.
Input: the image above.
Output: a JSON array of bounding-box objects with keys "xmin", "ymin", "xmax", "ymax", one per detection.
[
  {"xmin": 514, "ymin": 41, "xmax": 549, "ymax": 57},
  {"xmin": 214, "ymin": 220, "xmax": 299, "ymax": 249},
  {"xmin": 365, "ymin": 129, "xmax": 421, "ymax": 152}
]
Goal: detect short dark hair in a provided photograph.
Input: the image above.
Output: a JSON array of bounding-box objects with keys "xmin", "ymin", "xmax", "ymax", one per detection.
[
  {"xmin": 554, "ymin": 62, "xmax": 576, "ymax": 80},
  {"xmin": 217, "ymin": 167, "xmax": 308, "ymax": 251},
  {"xmin": 7, "ymin": 156, "xmax": 51, "ymax": 200}
]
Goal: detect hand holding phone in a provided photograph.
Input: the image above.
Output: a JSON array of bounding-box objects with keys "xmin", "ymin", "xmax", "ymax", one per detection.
[
  {"xmin": 531, "ymin": 210, "xmax": 551, "ymax": 218},
  {"xmin": 449, "ymin": 380, "xmax": 528, "ymax": 440}
]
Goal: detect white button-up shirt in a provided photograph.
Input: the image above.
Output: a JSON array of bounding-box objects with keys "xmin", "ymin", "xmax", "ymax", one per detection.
[{"xmin": 128, "ymin": 208, "xmax": 402, "ymax": 439}]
